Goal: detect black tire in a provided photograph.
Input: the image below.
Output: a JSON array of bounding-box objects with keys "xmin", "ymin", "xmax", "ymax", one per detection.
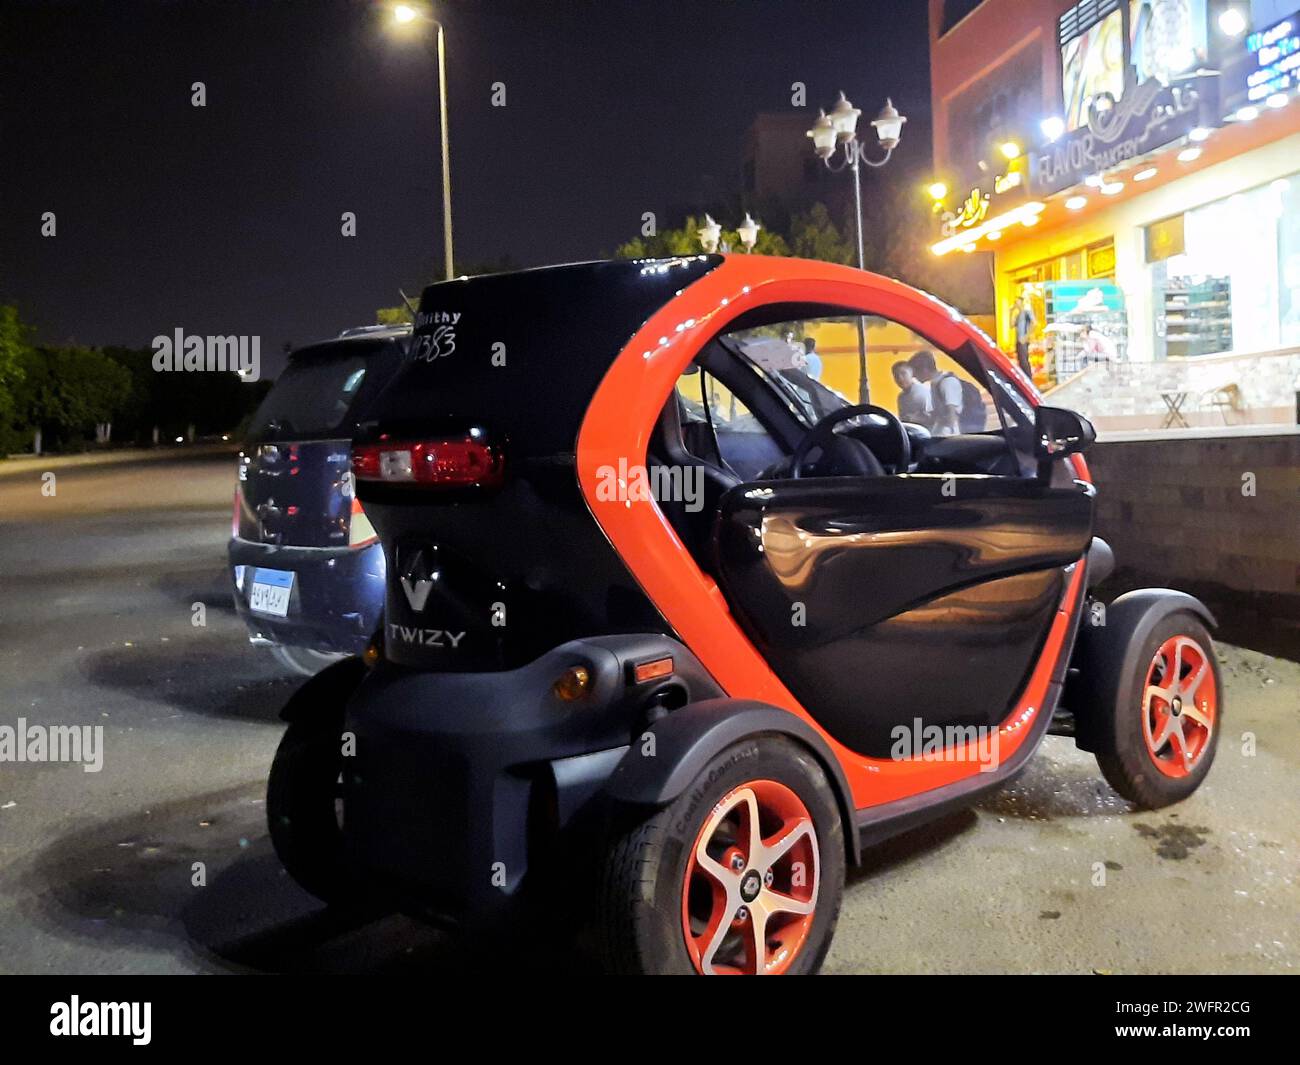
[
  {"xmin": 597, "ymin": 735, "xmax": 845, "ymax": 975},
  {"xmin": 266, "ymin": 659, "xmax": 365, "ymax": 903},
  {"xmin": 1095, "ymin": 613, "xmax": 1222, "ymax": 809}
]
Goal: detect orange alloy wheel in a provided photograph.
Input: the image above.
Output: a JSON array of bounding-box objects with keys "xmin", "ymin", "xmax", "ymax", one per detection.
[
  {"xmin": 1142, "ymin": 635, "xmax": 1217, "ymax": 779},
  {"xmin": 680, "ymin": 779, "xmax": 819, "ymax": 975}
]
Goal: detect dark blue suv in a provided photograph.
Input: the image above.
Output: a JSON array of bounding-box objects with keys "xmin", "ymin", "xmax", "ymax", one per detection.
[{"xmin": 228, "ymin": 325, "xmax": 408, "ymax": 674}]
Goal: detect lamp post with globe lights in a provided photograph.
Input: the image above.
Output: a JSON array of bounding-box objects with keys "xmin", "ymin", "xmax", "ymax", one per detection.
[{"xmin": 808, "ymin": 93, "xmax": 907, "ymax": 400}]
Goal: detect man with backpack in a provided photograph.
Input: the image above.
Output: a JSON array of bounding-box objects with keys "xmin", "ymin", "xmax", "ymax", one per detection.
[{"xmin": 908, "ymin": 350, "xmax": 987, "ymax": 435}]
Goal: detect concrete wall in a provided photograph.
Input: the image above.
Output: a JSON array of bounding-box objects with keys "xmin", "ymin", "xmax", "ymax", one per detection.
[{"xmin": 1087, "ymin": 433, "xmax": 1300, "ymax": 617}]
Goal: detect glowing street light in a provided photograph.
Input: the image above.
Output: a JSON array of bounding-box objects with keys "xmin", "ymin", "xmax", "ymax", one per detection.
[
  {"xmin": 807, "ymin": 92, "xmax": 907, "ymax": 402},
  {"xmin": 386, "ymin": 3, "xmax": 455, "ymax": 280}
]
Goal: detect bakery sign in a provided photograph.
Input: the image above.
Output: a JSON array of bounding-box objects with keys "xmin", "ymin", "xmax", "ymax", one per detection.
[{"xmin": 1029, "ymin": 73, "xmax": 1207, "ymax": 197}]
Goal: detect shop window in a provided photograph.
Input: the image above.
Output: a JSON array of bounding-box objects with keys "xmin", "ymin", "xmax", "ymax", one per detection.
[
  {"xmin": 1006, "ymin": 240, "xmax": 1122, "ymax": 386},
  {"xmin": 1149, "ymin": 175, "xmax": 1295, "ymax": 359}
]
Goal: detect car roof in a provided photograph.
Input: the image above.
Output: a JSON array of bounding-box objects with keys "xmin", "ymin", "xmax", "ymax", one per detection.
[{"xmin": 289, "ymin": 324, "xmax": 412, "ymax": 362}]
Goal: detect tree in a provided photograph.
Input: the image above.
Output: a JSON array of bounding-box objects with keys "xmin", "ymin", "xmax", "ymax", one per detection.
[
  {"xmin": 376, "ymin": 305, "xmax": 413, "ymax": 327},
  {"xmin": 11, "ymin": 346, "xmax": 131, "ymax": 451},
  {"xmin": 0, "ymin": 306, "xmax": 31, "ymax": 451},
  {"xmin": 787, "ymin": 203, "xmax": 856, "ymax": 265}
]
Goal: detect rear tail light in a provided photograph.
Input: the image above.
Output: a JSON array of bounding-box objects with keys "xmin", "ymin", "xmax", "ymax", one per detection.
[
  {"xmin": 347, "ymin": 497, "xmax": 378, "ymax": 547},
  {"xmin": 231, "ymin": 488, "xmax": 241, "ymax": 538},
  {"xmin": 351, "ymin": 435, "xmax": 504, "ymax": 488}
]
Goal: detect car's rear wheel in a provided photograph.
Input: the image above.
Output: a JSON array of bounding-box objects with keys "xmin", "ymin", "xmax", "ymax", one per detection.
[
  {"xmin": 266, "ymin": 658, "xmax": 365, "ymax": 904},
  {"xmin": 597, "ymin": 735, "xmax": 845, "ymax": 975},
  {"xmin": 1096, "ymin": 614, "xmax": 1221, "ymax": 809}
]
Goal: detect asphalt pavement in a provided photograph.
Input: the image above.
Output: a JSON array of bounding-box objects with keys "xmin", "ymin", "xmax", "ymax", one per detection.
[{"xmin": 0, "ymin": 453, "xmax": 1295, "ymax": 973}]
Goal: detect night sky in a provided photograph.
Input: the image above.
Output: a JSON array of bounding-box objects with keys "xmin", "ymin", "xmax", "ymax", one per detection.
[{"xmin": 2, "ymin": 0, "xmax": 931, "ymax": 376}]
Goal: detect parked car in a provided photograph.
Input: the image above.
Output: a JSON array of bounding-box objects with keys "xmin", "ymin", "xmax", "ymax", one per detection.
[
  {"xmin": 228, "ymin": 325, "xmax": 408, "ymax": 675},
  {"xmin": 264, "ymin": 257, "xmax": 1220, "ymax": 974}
]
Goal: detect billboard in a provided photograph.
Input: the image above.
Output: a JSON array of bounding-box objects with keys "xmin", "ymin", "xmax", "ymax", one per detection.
[
  {"xmin": 1062, "ymin": 8, "xmax": 1127, "ymax": 131},
  {"xmin": 1059, "ymin": 0, "xmax": 1210, "ymax": 130}
]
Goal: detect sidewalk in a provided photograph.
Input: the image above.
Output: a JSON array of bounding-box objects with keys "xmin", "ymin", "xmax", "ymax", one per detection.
[{"xmin": 0, "ymin": 443, "xmax": 239, "ymax": 479}]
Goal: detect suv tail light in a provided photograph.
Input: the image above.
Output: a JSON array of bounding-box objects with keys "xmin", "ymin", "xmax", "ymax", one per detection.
[
  {"xmin": 347, "ymin": 497, "xmax": 378, "ymax": 547},
  {"xmin": 351, "ymin": 435, "xmax": 504, "ymax": 488}
]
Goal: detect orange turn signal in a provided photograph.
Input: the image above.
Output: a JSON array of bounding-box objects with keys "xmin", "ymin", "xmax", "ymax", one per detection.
[
  {"xmin": 553, "ymin": 665, "xmax": 592, "ymax": 701},
  {"xmin": 632, "ymin": 656, "xmax": 674, "ymax": 684}
]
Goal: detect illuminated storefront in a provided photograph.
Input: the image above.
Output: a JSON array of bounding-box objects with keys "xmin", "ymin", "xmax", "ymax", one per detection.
[{"xmin": 928, "ymin": 0, "xmax": 1300, "ymax": 391}]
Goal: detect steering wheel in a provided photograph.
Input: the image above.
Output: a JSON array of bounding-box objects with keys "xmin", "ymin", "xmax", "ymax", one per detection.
[{"xmin": 791, "ymin": 404, "xmax": 911, "ymax": 479}]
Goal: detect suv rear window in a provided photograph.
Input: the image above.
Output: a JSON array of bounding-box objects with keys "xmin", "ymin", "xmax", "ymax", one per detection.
[{"xmin": 248, "ymin": 341, "xmax": 390, "ymax": 441}]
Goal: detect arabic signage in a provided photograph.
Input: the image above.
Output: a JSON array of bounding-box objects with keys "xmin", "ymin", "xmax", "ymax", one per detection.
[
  {"xmin": 939, "ymin": 188, "xmax": 990, "ymax": 237},
  {"xmin": 1029, "ymin": 73, "xmax": 1211, "ymax": 196},
  {"xmin": 1241, "ymin": 12, "xmax": 1300, "ymax": 103}
]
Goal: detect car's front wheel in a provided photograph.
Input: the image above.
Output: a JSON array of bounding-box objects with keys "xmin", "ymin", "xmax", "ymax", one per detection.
[
  {"xmin": 597, "ymin": 735, "xmax": 845, "ymax": 975},
  {"xmin": 1096, "ymin": 614, "xmax": 1222, "ymax": 808}
]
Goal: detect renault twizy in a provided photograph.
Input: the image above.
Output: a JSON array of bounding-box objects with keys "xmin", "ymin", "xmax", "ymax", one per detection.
[{"xmin": 266, "ymin": 256, "xmax": 1221, "ymax": 974}]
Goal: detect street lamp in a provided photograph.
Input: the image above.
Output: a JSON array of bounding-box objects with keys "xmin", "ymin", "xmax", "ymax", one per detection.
[
  {"xmin": 697, "ymin": 213, "xmax": 761, "ymax": 254},
  {"xmin": 736, "ymin": 213, "xmax": 761, "ymax": 252},
  {"xmin": 697, "ymin": 214, "xmax": 722, "ymax": 253},
  {"xmin": 808, "ymin": 93, "xmax": 906, "ymax": 269},
  {"xmin": 388, "ymin": 2, "xmax": 454, "ymax": 281},
  {"xmin": 808, "ymin": 92, "xmax": 907, "ymax": 400}
]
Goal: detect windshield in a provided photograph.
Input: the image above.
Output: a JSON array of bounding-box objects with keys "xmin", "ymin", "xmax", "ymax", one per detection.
[{"xmin": 248, "ymin": 351, "xmax": 369, "ymax": 441}]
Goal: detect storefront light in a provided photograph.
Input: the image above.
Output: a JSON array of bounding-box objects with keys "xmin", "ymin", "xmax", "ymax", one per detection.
[
  {"xmin": 1266, "ymin": 92, "xmax": 1289, "ymax": 109},
  {"xmin": 986, "ymin": 230, "xmax": 1002, "ymax": 241},
  {"xmin": 1134, "ymin": 167, "xmax": 1158, "ymax": 181},
  {"xmin": 1177, "ymin": 146, "xmax": 1203, "ymax": 162},
  {"xmin": 930, "ymin": 200, "xmax": 1045, "ymax": 255},
  {"xmin": 1189, "ymin": 127, "xmax": 1211, "ymax": 142},
  {"xmin": 1040, "ymin": 116, "xmax": 1065, "ymax": 142},
  {"xmin": 1065, "ymin": 195, "xmax": 1087, "ymax": 210},
  {"xmin": 1100, "ymin": 181, "xmax": 1124, "ymax": 196},
  {"xmin": 1000, "ymin": 141, "xmax": 1021, "ymax": 160},
  {"xmin": 1218, "ymin": 7, "xmax": 1247, "ymax": 36},
  {"xmin": 927, "ymin": 181, "xmax": 948, "ymax": 201},
  {"xmin": 1235, "ymin": 105, "xmax": 1259, "ymax": 122}
]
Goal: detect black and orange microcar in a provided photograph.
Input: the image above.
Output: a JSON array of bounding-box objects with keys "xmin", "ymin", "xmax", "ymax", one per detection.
[{"xmin": 266, "ymin": 255, "xmax": 1221, "ymax": 974}]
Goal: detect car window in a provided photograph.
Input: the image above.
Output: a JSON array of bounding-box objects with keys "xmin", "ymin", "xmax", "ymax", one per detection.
[
  {"xmin": 675, "ymin": 369, "xmax": 784, "ymax": 480},
  {"xmin": 248, "ymin": 352, "xmax": 369, "ymax": 441},
  {"xmin": 724, "ymin": 314, "xmax": 998, "ymax": 438}
]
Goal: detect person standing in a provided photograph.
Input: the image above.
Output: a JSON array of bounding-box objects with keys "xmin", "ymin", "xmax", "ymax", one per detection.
[
  {"xmin": 801, "ymin": 336, "xmax": 823, "ymax": 380},
  {"xmin": 908, "ymin": 350, "xmax": 963, "ymax": 436},
  {"xmin": 1012, "ymin": 290, "xmax": 1035, "ymax": 378},
  {"xmin": 891, "ymin": 361, "xmax": 931, "ymax": 426}
]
